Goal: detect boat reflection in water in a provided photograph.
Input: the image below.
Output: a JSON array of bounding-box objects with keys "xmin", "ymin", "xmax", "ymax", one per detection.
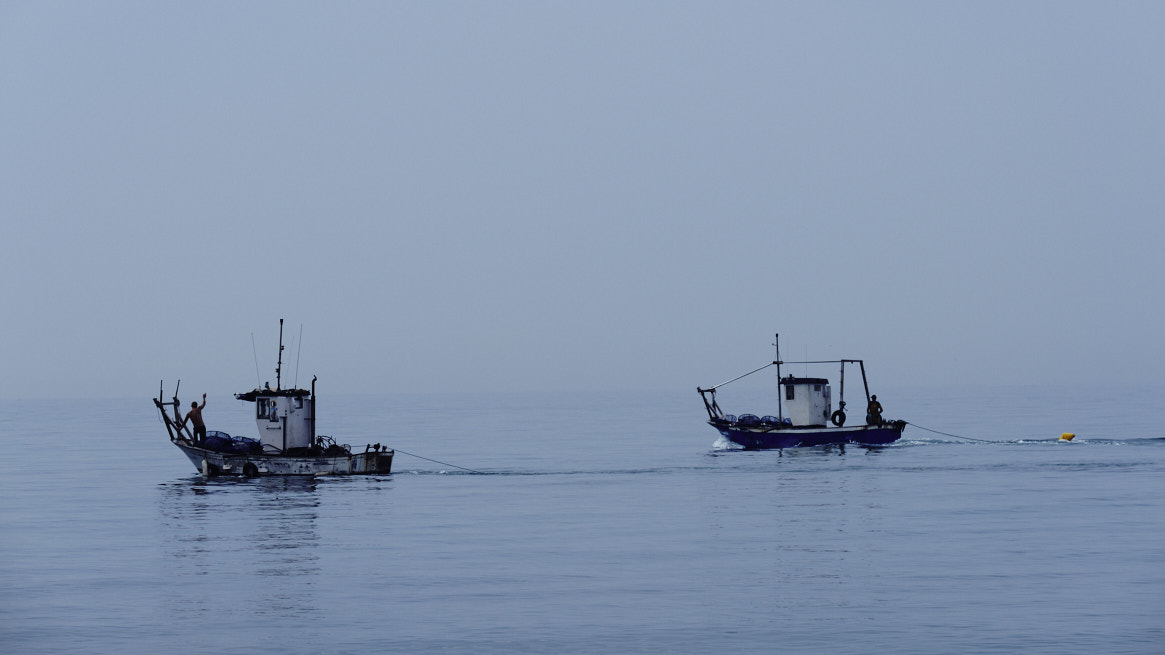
[{"xmin": 156, "ymin": 476, "xmax": 324, "ymax": 625}]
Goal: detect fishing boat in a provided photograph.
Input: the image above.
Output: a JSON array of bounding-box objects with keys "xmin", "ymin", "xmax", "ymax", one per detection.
[
  {"xmin": 697, "ymin": 334, "xmax": 906, "ymax": 449},
  {"xmin": 153, "ymin": 320, "xmax": 393, "ymax": 477}
]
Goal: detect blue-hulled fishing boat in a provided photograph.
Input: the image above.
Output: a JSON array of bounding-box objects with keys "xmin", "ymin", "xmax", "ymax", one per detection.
[{"xmin": 698, "ymin": 334, "xmax": 906, "ymax": 449}]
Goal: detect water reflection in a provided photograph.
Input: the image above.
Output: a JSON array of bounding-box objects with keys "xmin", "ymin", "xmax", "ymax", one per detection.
[{"xmin": 157, "ymin": 476, "xmax": 323, "ymax": 622}]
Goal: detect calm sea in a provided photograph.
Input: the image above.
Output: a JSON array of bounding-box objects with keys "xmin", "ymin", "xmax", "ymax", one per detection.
[{"xmin": 1, "ymin": 384, "xmax": 1162, "ymax": 654}]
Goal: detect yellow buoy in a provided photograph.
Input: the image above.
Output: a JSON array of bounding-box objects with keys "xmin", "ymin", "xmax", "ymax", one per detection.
[{"xmin": 1059, "ymin": 433, "xmax": 1075, "ymax": 441}]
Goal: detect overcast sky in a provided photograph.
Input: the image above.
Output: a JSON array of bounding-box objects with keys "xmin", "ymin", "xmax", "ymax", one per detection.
[{"xmin": 2, "ymin": 2, "xmax": 1162, "ymax": 400}]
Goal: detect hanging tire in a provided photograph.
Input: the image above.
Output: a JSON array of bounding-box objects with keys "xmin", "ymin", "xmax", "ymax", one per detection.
[
  {"xmin": 243, "ymin": 462, "xmax": 260, "ymax": 478},
  {"xmin": 830, "ymin": 410, "xmax": 846, "ymax": 427}
]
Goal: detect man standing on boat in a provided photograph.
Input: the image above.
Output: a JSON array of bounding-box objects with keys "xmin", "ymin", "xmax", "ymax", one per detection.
[
  {"xmin": 866, "ymin": 395, "xmax": 884, "ymax": 425},
  {"xmin": 184, "ymin": 394, "xmax": 208, "ymax": 443}
]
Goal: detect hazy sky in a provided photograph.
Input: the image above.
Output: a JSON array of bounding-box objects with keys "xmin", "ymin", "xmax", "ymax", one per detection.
[{"xmin": 2, "ymin": 2, "xmax": 1162, "ymax": 400}]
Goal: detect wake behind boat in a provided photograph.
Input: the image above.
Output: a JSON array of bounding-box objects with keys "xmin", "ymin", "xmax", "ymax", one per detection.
[
  {"xmin": 698, "ymin": 334, "xmax": 906, "ymax": 449},
  {"xmin": 154, "ymin": 320, "xmax": 393, "ymax": 477}
]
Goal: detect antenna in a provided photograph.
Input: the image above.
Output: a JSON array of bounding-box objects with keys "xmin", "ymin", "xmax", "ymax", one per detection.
[
  {"xmin": 294, "ymin": 324, "xmax": 303, "ymax": 388},
  {"xmin": 276, "ymin": 318, "xmax": 285, "ymax": 391}
]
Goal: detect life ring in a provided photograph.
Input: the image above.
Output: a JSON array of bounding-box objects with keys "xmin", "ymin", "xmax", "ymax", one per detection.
[{"xmin": 830, "ymin": 409, "xmax": 847, "ymax": 427}]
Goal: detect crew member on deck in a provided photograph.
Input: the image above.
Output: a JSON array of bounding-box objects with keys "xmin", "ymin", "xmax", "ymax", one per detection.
[
  {"xmin": 184, "ymin": 393, "xmax": 208, "ymax": 442},
  {"xmin": 866, "ymin": 395, "xmax": 884, "ymax": 425}
]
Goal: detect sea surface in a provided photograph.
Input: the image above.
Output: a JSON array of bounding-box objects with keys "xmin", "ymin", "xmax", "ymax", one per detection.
[{"xmin": 1, "ymin": 384, "xmax": 1162, "ymax": 654}]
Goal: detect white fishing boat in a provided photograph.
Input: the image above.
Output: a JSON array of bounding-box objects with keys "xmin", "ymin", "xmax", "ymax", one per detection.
[{"xmin": 154, "ymin": 320, "xmax": 393, "ymax": 477}]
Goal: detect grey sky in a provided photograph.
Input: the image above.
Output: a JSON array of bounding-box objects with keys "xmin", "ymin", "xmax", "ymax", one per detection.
[{"xmin": 2, "ymin": 2, "xmax": 1162, "ymax": 399}]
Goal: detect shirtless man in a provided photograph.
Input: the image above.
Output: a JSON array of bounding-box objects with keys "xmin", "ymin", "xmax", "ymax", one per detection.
[
  {"xmin": 185, "ymin": 394, "xmax": 208, "ymax": 442},
  {"xmin": 866, "ymin": 395, "xmax": 884, "ymax": 426}
]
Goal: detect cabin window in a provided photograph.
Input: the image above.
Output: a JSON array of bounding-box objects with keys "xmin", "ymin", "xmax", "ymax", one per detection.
[
  {"xmin": 814, "ymin": 384, "xmax": 821, "ymax": 391},
  {"xmin": 257, "ymin": 398, "xmax": 279, "ymax": 421},
  {"xmin": 786, "ymin": 385, "xmax": 795, "ymax": 401},
  {"xmin": 295, "ymin": 397, "xmax": 303, "ymax": 409}
]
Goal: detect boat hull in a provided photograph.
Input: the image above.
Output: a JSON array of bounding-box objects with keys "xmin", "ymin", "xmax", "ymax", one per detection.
[
  {"xmin": 175, "ymin": 442, "xmax": 393, "ymax": 477},
  {"xmin": 713, "ymin": 420, "xmax": 906, "ymax": 450}
]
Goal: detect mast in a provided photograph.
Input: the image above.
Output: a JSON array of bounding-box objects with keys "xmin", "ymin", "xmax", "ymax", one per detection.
[
  {"xmin": 774, "ymin": 333, "xmax": 783, "ymax": 422},
  {"xmin": 276, "ymin": 318, "xmax": 285, "ymax": 391},
  {"xmin": 840, "ymin": 361, "xmax": 846, "ymax": 407}
]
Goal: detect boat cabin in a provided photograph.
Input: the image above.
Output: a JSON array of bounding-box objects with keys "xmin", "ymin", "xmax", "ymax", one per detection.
[
  {"xmin": 235, "ymin": 386, "xmax": 314, "ymax": 452},
  {"xmin": 780, "ymin": 376, "xmax": 832, "ymax": 427}
]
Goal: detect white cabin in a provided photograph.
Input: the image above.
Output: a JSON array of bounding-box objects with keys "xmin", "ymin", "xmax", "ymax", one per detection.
[
  {"xmin": 780, "ymin": 376, "xmax": 831, "ymax": 427},
  {"xmin": 236, "ymin": 387, "xmax": 314, "ymax": 452}
]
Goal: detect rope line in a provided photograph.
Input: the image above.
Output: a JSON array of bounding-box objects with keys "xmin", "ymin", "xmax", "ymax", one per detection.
[
  {"xmin": 706, "ymin": 362, "xmax": 775, "ymax": 391},
  {"xmin": 391, "ymin": 448, "xmax": 484, "ymax": 474},
  {"xmin": 906, "ymin": 421, "xmax": 996, "ymax": 443}
]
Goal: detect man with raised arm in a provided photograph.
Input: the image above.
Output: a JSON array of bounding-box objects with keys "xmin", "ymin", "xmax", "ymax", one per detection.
[{"xmin": 184, "ymin": 393, "xmax": 208, "ymax": 443}]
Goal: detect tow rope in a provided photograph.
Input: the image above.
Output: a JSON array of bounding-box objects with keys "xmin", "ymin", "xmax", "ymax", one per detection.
[
  {"xmin": 905, "ymin": 421, "xmax": 997, "ymax": 444},
  {"xmin": 391, "ymin": 448, "xmax": 484, "ymax": 474}
]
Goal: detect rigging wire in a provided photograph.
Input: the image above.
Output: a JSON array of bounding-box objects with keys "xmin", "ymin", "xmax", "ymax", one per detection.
[
  {"xmin": 251, "ymin": 333, "xmax": 262, "ymax": 388},
  {"xmin": 705, "ymin": 362, "xmax": 775, "ymax": 391},
  {"xmin": 905, "ymin": 421, "xmax": 996, "ymax": 443},
  {"xmin": 294, "ymin": 324, "xmax": 303, "ymax": 388}
]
